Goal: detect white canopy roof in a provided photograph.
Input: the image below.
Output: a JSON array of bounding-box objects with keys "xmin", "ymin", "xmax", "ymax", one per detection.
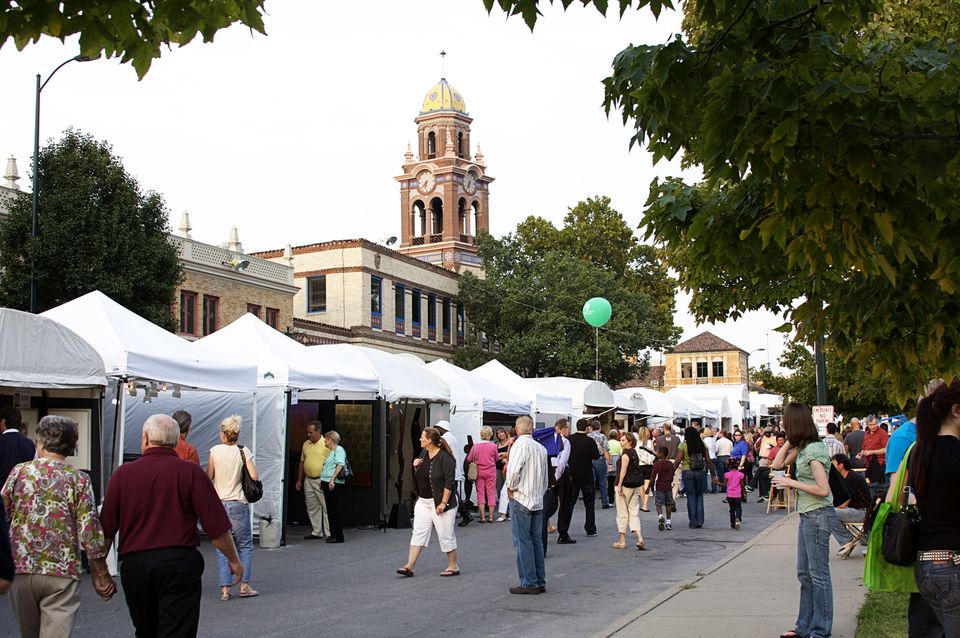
[
  {"xmin": 750, "ymin": 391, "xmax": 783, "ymax": 417},
  {"xmin": 472, "ymin": 360, "xmax": 572, "ymax": 415},
  {"xmin": 0, "ymin": 308, "xmax": 107, "ymax": 389},
  {"xmin": 612, "ymin": 388, "xmax": 647, "ymax": 414},
  {"xmin": 42, "ymin": 291, "xmax": 257, "ymax": 392},
  {"xmin": 667, "ymin": 386, "xmax": 736, "ymax": 420},
  {"xmin": 196, "ymin": 314, "xmax": 379, "ymax": 398},
  {"xmin": 425, "ymin": 359, "xmax": 531, "ymax": 415},
  {"xmin": 309, "ymin": 344, "xmax": 449, "ymax": 403},
  {"xmin": 618, "ymin": 387, "xmax": 672, "ymax": 417},
  {"xmin": 525, "ymin": 377, "xmax": 615, "ymax": 412},
  {"xmin": 666, "ymin": 393, "xmax": 707, "ymax": 420}
]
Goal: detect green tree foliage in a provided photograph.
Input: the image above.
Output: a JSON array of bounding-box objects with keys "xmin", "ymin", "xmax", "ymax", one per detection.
[
  {"xmin": 454, "ymin": 197, "xmax": 680, "ymax": 385},
  {"xmin": 753, "ymin": 341, "xmax": 900, "ymax": 415},
  {"xmin": 485, "ymin": 0, "xmax": 960, "ymax": 403},
  {"xmin": 0, "ymin": 129, "xmax": 183, "ymax": 329},
  {"xmin": 0, "ymin": 0, "xmax": 266, "ymax": 78}
]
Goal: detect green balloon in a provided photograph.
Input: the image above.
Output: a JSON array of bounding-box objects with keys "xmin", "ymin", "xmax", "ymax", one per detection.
[{"xmin": 582, "ymin": 297, "xmax": 612, "ymax": 327}]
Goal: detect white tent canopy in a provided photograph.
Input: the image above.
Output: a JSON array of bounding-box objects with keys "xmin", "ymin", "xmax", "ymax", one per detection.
[
  {"xmin": 42, "ymin": 291, "xmax": 257, "ymax": 392},
  {"xmin": 525, "ymin": 377, "xmax": 615, "ymax": 413},
  {"xmin": 750, "ymin": 391, "xmax": 783, "ymax": 417},
  {"xmin": 666, "ymin": 393, "xmax": 707, "ymax": 420},
  {"xmin": 425, "ymin": 360, "xmax": 530, "ymax": 415},
  {"xmin": 612, "ymin": 388, "xmax": 648, "ymax": 415},
  {"xmin": 472, "ymin": 360, "xmax": 572, "ymax": 416},
  {"xmin": 309, "ymin": 344, "xmax": 449, "ymax": 403},
  {"xmin": 667, "ymin": 386, "xmax": 737, "ymax": 428},
  {"xmin": 620, "ymin": 387, "xmax": 673, "ymax": 418},
  {"xmin": 197, "ymin": 314, "xmax": 379, "ymax": 398},
  {"xmin": 0, "ymin": 308, "xmax": 106, "ymax": 389}
]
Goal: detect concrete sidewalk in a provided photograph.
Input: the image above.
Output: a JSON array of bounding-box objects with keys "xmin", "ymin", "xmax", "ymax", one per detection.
[{"xmin": 598, "ymin": 512, "xmax": 868, "ymax": 638}]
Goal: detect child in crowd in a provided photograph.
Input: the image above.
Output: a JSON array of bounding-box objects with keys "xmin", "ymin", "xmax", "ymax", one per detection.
[
  {"xmin": 649, "ymin": 446, "xmax": 676, "ymax": 531},
  {"xmin": 724, "ymin": 458, "xmax": 745, "ymax": 530}
]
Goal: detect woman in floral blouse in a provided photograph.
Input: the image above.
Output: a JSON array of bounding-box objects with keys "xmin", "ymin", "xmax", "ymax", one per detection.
[{"xmin": 1, "ymin": 415, "xmax": 116, "ymax": 636}]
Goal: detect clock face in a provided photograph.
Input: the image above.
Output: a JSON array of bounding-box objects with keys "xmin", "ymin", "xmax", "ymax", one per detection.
[
  {"xmin": 463, "ymin": 172, "xmax": 477, "ymax": 194},
  {"xmin": 417, "ymin": 170, "xmax": 435, "ymax": 194}
]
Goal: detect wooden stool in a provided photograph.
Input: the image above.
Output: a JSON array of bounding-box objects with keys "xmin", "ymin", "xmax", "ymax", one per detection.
[{"xmin": 766, "ymin": 468, "xmax": 795, "ymax": 514}]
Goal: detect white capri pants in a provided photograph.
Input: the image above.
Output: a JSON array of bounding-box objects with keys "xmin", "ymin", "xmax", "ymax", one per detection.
[{"xmin": 410, "ymin": 497, "xmax": 458, "ymax": 553}]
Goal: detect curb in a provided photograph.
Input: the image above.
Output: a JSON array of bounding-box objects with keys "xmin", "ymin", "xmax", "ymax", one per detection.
[{"xmin": 593, "ymin": 512, "xmax": 799, "ymax": 638}]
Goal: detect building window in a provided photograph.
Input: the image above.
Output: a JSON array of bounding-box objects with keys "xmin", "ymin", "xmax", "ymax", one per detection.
[
  {"xmin": 442, "ymin": 297, "xmax": 451, "ymax": 343},
  {"xmin": 265, "ymin": 307, "xmax": 279, "ymax": 329},
  {"xmin": 371, "ymin": 276, "xmax": 383, "ymax": 329},
  {"xmin": 202, "ymin": 295, "xmax": 219, "ymax": 336},
  {"xmin": 394, "ymin": 284, "xmax": 405, "ymax": 334},
  {"xmin": 427, "ymin": 131, "xmax": 437, "ymax": 158},
  {"xmin": 247, "ymin": 303, "xmax": 261, "ymax": 319},
  {"xmin": 411, "ymin": 289, "xmax": 421, "ymax": 338},
  {"xmin": 696, "ymin": 361, "xmax": 709, "ymax": 378},
  {"xmin": 180, "ymin": 290, "xmax": 197, "ymax": 336},
  {"xmin": 427, "ymin": 293, "xmax": 436, "ymax": 341},
  {"xmin": 456, "ymin": 302, "xmax": 464, "ymax": 341},
  {"xmin": 681, "ymin": 362, "xmax": 692, "ymax": 379},
  {"xmin": 712, "ymin": 361, "xmax": 724, "ymax": 378},
  {"xmin": 307, "ymin": 275, "xmax": 326, "ymax": 313}
]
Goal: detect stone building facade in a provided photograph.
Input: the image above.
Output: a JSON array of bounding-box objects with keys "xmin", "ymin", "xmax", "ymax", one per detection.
[
  {"xmin": 170, "ymin": 220, "xmax": 297, "ymax": 339},
  {"xmin": 663, "ymin": 331, "xmax": 748, "ymax": 391},
  {"xmin": 253, "ymin": 238, "xmax": 462, "ymax": 361}
]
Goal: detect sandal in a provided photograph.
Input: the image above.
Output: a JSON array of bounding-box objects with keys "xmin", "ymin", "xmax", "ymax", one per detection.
[
  {"xmin": 636, "ymin": 541, "xmax": 646, "ymax": 551},
  {"xmin": 440, "ymin": 568, "xmax": 461, "ymax": 577},
  {"xmin": 496, "ymin": 514, "xmax": 508, "ymax": 522},
  {"xmin": 396, "ymin": 567, "xmax": 415, "ymax": 577},
  {"xmin": 779, "ymin": 631, "xmax": 805, "ymax": 638},
  {"xmin": 238, "ymin": 586, "xmax": 258, "ymax": 598},
  {"xmin": 611, "ymin": 541, "xmax": 626, "ymax": 549},
  {"xmin": 220, "ymin": 588, "xmax": 232, "ymax": 601}
]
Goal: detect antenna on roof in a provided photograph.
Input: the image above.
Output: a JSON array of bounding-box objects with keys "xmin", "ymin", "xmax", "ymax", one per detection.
[{"xmin": 440, "ymin": 50, "xmax": 446, "ymax": 78}]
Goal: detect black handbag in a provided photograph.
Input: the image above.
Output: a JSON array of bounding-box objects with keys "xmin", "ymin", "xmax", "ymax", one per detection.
[
  {"xmin": 238, "ymin": 445, "xmax": 263, "ymax": 503},
  {"xmin": 881, "ymin": 451, "xmax": 919, "ymax": 566},
  {"xmin": 622, "ymin": 449, "xmax": 643, "ymax": 488}
]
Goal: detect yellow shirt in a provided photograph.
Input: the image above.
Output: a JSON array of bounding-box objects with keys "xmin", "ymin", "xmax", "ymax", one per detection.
[{"xmin": 301, "ymin": 439, "xmax": 330, "ymax": 479}]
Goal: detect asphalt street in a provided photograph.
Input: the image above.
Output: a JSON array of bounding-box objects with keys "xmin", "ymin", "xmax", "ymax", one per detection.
[{"xmin": 1, "ymin": 489, "xmax": 786, "ymax": 637}]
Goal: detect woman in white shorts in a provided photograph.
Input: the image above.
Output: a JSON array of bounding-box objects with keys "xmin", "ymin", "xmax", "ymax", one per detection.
[{"xmin": 396, "ymin": 427, "xmax": 461, "ymax": 577}]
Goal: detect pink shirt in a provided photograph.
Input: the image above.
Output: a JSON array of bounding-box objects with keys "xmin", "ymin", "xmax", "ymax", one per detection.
[
  {"xmin": 467, "ymin": 441, "xmax": 498, "ymax": 479},
  {"xmin": 725, "ymin": 469, "xmax": 745, "ymax": 499}
]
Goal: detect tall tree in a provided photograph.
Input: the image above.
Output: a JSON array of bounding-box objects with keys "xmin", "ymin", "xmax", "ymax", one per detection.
[
  {"xmin": 0, "ymin": 129, "xmax": 183, "ymax": 329},
  {"xmin": 485, "ymin": 0, "xmax": 960, "ymax": 403},
  {"xmin": 455, "ymin": 197, "xmax": 680, "ymax": 385},
  {"xmin": 0, "ymin": 0, "xmax": 267, "ymax": 78}
]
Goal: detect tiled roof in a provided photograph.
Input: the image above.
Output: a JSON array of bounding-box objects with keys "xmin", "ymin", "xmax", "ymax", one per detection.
[
  {"xmin": 617, "ymin": 365, "xmax": 665, "ymax": 389},
  {"xmin": 671, "ymin": 331, "xmax": 746, "ymax": 355}
]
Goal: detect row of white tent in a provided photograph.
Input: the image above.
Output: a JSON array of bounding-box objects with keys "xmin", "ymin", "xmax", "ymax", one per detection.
[{"xmin": 2, "ymin": 290, "xmax": 781, "ymax": 531}]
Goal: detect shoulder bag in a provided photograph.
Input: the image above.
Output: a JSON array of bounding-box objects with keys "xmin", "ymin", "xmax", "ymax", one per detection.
[
  {"xmin": 881, "ymin": 448, "xmax": 919, "ymax": 566},
  {"xmin": 863, "ymin": 443, "xmax": 919, "ymax": 592},
  {"xmin": 622, "ymin": 449, "xmax": 643, "ymax": 488},
  {"xmin": 237, "ymin": 445, "xmax": 263, "ymax": 503}
]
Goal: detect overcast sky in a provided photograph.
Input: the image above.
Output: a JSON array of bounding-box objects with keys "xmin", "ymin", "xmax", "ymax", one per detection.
[{"xmin": 0, "ymin": 0, "xmax": 791, "ymax": 372}]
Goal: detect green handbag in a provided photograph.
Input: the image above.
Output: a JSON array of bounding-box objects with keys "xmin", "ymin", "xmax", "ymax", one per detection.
[{"xmin": 863, "ymin": 443, "xmax": 919, "ymax": 593}]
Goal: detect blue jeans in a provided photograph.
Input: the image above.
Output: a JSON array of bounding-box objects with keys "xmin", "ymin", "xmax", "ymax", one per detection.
[
  {"xmin": 795, "ymin": 507, "xmax": 835, "ymax": 638},
  {"xmin": 830, "ymin": 507, "xmax": 865, "ymax": 545},
  {"xmin": 681, "ymin": 470, "xmax": 707, "ymax": 527},
  {"xmin": 592, "ymin": 458, "xmax": 609, "ymax": 506},
  {"xmin": 217, "ymin": 501, "xmax": 253, "ymax": 586},
  {"xmin": 914, "ymin": 560, "xmax": 960, "ymax": 637},
  {"xmin": 510, "ymin": 500, "xmax": 545, "ymax": 588}
]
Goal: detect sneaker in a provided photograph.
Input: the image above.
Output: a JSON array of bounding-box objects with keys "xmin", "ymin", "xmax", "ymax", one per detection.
[
  {"xmin": 731, "ymin": 522, "xmax": 736, "ymax": 529},
  {"xmin": 658, "ymin": 518, "xmax": 665, "ymax": 531},
  {"xmin": 601, "ymin": 504, "xmax": 611, "ymax": 509},
  {"xmin": 586, "ymin": 532, "xmax": 598, "ymax": 537},
  {"xmin": 664, "ymin": 521, "xmax": 672, "ymax": 530},
  {"xmin": 757, "ymin": 496, "xmax": 767, "ymax": 503},
  {"xmin": 745, "ymin": 486, "xmax": 754, "ymax": 493},
  {"xmin": 735, "ymin": 520, "xmax": 741, "ymax": 530}
]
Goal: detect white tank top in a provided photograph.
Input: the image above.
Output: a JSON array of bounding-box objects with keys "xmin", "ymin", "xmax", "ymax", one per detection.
[{"xmin": 209, "ymin": 443, "xmax": 251, "ymax": 502}]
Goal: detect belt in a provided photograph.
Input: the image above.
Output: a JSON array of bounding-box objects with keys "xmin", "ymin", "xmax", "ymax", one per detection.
[
  {"xmin": 306, "ymin": 475, "xmax": 322, "ymax": 480},
  {"xmin": 917, "ymin": 551, "xmax": 960, "ymax": 565}
]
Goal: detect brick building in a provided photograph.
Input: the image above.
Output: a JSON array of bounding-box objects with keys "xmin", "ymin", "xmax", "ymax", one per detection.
[{"xmin": 171, "ymin": 215, "xmax": 297, "ymax": 339}]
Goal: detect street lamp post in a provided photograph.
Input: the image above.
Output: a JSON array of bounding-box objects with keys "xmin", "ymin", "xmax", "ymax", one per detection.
[
  {"xmin": 31, "ymin": 54, "xmax": 88, "ymax": 314},
  {"xmin": 745, "ymin": 348, "xmax": 765, "ymax": 427}
]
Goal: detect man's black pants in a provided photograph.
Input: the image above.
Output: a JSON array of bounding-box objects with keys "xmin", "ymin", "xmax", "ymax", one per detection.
[
  {"xmin": 557, "ymin": 477, "xmax": 596, "ymax": 538},
  {"xmin": 541, "ymin": 485, "xmax": 559, "ymax": 556},
  {"xmin": 120, "ymin": 547, "xmax": 204, "ymax": 638}
]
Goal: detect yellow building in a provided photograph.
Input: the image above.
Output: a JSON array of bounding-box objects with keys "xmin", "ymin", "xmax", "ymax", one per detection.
[{"xmin": 663, "ymin": 331, "xmax": 748, "ymax": 391}]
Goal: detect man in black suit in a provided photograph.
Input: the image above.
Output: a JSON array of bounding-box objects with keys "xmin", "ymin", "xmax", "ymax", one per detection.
[
  {"xmin": 556, "ymin": 418, "xmax": 600, "ymax": 544},
  {"xmin": 0, "ymin": 406, "xmax": 35, "ymax": 486}
]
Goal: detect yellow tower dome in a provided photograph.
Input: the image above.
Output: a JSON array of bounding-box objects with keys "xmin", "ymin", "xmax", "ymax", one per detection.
[{"xmin": 421, "ymin": 78, "xmax": 467, "ymax": 114}]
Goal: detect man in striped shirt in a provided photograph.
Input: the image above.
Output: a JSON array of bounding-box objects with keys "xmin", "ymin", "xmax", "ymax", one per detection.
[{"xmin": 506, "ymin": 415, "xmax": 549, "ymax": 595}]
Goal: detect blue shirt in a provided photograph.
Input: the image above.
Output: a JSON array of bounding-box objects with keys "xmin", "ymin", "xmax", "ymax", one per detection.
[
  {"xmin": 731, "ymin": 440, "xmax": 749, "ymax": 460},
  {"xmin": 885, "ymin": 420, "xmax": 916, "ymax": 475},
  {"xmin": 320, "ymin": 445, "xmax": 347, "ymax": 483}
]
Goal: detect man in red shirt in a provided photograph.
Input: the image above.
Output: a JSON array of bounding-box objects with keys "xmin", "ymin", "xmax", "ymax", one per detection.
[
  {"xmin": 100, "ymin": 414, "xmax": 241, "ymax": 637},
  {"xmin": 859, "ymin": 415, "xmax": 889, "ymax": 485},
  {"xmin": 172, "ymin": 410, "xmax": 200, "ymax": 465}
]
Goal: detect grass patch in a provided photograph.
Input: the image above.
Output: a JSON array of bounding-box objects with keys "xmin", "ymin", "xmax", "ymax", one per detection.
[{"xmin": 856, "ymin": 591, "xmax": 909, "ymax": 638}]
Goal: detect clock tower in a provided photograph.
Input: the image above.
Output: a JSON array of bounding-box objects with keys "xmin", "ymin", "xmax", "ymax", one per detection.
[{"xmin": 395, "ymin": 77, "xmax": 493, "ymax": 273}]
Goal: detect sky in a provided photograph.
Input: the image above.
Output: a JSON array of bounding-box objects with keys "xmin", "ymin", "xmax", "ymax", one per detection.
[{"xmin": 0, "ymin": 0, "xmax": 791, "ymax": 372}]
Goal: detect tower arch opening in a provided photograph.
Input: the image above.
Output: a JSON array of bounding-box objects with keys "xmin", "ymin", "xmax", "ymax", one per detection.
[
  {"xmin": 430, "ymin": 197, "xmax": 444, "ymax": 240},
  {"xmin": 427, "ymin": 132, "xmax": 437, "ymax": 158}
]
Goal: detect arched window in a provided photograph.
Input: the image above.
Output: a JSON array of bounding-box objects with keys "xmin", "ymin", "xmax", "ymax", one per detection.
[
  {"xmin": 458, "ymin": 198, "xmax": 467, "ymax": 236},
  {"xmin": 472, "ymin": 201, "xmax": 481, "ymax": 235},
  {"xmin": 457, "ymin": 131, "xmax": 464, "ymax": 157},
  {"xmin": 430, "ymin": 197, "xmax": 443, "ymax": 237},
  {"xmin": 413, "ymin": 200, "xmax": 426, "ymax": 237},
  {"xmin": 427, "ymin": 132, "xmax": 437, "ymax": 158}
]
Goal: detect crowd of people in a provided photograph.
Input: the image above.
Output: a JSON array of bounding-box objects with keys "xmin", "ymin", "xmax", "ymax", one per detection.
[{"xmin": 1, "ymin": 378, "xmax": 958, "ymax": 637}]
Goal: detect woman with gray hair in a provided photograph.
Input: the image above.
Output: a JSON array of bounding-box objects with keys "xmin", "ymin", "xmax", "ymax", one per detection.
[
  {"xmin": 207, "ymin": 415, "xmax": 259, "ymax": 600},
  {"xmin": 2, "ymin": 415, "xmax": 116, "ymax": 636}
]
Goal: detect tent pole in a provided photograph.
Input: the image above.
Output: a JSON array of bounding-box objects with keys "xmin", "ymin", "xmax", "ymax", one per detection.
[{"xmin": 379, "ymin": 399, "xmax": 388, "ymax": 532}]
